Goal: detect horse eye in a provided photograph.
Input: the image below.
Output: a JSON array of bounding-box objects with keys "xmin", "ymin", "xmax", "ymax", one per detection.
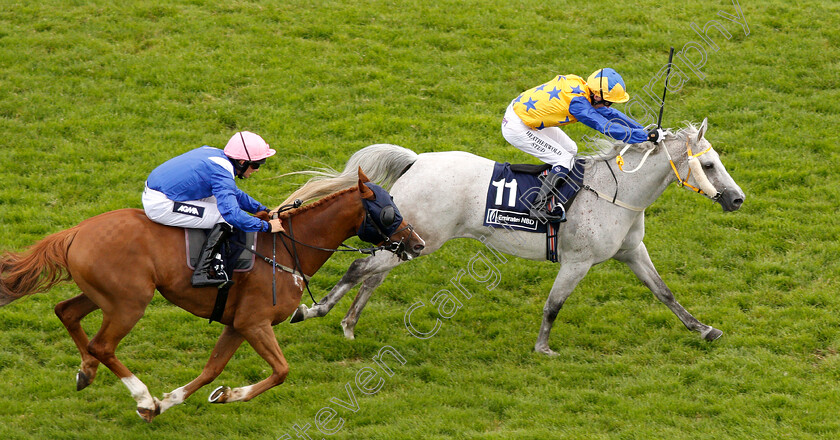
[{"xmin": 704, "ymin": 163, "xmax": 714, "ymax": 170}]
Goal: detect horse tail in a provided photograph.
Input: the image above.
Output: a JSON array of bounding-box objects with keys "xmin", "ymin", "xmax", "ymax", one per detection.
[
  {"xmin": 280, "ymin": 143, "xmax": 419, "ymax": 206},
  {"xmin": 0, "ymin": 227, "xmax": 79, "ymax": 307}
]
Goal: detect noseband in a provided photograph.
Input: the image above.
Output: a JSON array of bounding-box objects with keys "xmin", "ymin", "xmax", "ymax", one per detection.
[
  {"xmin": 665, "ymin": 139, "xmax": 719, "ymax": 200},
  {"xmin": 588, "ymin": 135, "xmax": 721, "ymax": 212},
  {"xmin": 358, "ymin": 209, "xmax": 415, "ymax": 254}
]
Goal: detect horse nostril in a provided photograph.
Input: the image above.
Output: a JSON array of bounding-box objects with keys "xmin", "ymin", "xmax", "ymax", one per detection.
[
  {"xmin": 733, "ymin": 198, "xmax": 743, "ymax": 206},
  {"xmin": 414, "ymin": 244, "xmax": 425, "ymax": 252}
]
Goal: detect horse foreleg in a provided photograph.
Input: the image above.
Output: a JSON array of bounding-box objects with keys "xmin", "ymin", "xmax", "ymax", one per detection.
[
  {"xmin": 341, "ymin": 270, "xmax": 390, "ymax": 340},
  {"xmin": 291, "ymin": 254, "xmax": 397, "ymax": 323},
  {"xmin": 535, "ymin": 262, "xmax": 592, "ymax": 356},
  {"xmin": 208, "ymin": 323, "xmax": 289, "ymax": 404},
  {"xmin": 290, "ymin": 257, "xmax": 369, "ymax": 323},
  {"xmin": 158, "ymin": 325, "xmax": 244, "ymax": 414},
  {"xmin": 54, "ymin": 294, "xmax": 101, "ymax": 391},
  {"xmin": 614, "ymin": 241, "xmax": 722, "ymax": 341}
]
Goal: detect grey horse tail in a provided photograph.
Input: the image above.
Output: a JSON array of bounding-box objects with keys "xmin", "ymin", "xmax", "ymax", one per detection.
[{"xmin": 280, "ymin": 144, "xmax": 419, "ymax": 207}]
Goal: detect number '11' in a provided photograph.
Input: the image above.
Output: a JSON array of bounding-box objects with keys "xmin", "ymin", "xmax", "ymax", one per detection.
[{"xmin": 492, "ymin": 178, "xmax": 518, "ymax": 207}]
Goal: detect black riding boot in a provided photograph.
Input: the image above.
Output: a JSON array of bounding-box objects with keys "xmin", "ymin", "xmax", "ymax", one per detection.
[
  {"xmin": 529, "ymin": 166, "xmax": 570, "ymax": 222},
  {"xmin": 191, "ymin": 223, "xmax": 234, "ymax": 288}
]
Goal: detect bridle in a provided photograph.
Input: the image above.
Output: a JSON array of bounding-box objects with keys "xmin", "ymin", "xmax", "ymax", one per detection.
[
  {"xmin": 664, "ymin": 138, "xmax": 718, "ymax": 200},
  {"xmin": 357, "ymin": 209, "xmax": 415, "ymax": 256},
  {"xmin": 587, "ymin": 134, "xmax": 720, "ymax": 211},
  {"xmin": 234, "ymin": 198, "xmax": 415, "ymax": 306}
]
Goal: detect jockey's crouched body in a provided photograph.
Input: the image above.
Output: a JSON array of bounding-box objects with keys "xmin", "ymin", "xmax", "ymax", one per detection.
[
  {"xmin": 502, "ymin": 68, "xmax": 666, "ymax": 221},
  {"xmin": 142, "ymin": 131, "xmax": 285, "ymax": 288}
]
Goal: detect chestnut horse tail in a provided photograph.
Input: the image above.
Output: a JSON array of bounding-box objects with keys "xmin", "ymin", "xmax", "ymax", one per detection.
[{"xmin": 0, "ymin": 226, "xmax": 80, "ymax": 307}]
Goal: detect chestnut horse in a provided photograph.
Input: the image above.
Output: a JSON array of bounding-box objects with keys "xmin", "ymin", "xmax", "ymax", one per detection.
[{"xmin": 0, "ymin": 169, "xmax": 424, "ymax": 422}]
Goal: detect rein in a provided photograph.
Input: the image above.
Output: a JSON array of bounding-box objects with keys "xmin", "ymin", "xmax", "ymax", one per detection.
[
  {"xmin": 235, "ymin": 200, "xmax": 413, "ymax": 307},
  {"xmin": 276, "ymin": 215, "xmax": 410, "ymax": 306},
  {"xmin": 586, "ymin": 136, "xmax": 717, "ymax": 212},
  {"xmin": 278, "ymin": 224, "xmax": 409, "ymax": 256}
]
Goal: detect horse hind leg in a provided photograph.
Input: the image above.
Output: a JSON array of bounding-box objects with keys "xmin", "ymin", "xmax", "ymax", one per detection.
[
  {"xmin": 54, "ymin": 294, "xmax": 101, "ymax": 391},
  {"xmin": 158, "ymin": 325, "xmax": 244, "ymax": 414},
  {"xmin": 208, "ymin": 323, "xmax": 289, "ymax": 404},
  {"xmin": 535, "ymin": 261, "xmax": 592, "ymax": 356},
  {"xmin": 614, "ymin": 242, "xmax": 722, "ymax": 341},
  {"xmin": 341, "ymin": 270, "xmax": 390, "ymax": 340},
  {"xmin": 84, "ymin": 293, "xmax": 159, "ymax": 421}
]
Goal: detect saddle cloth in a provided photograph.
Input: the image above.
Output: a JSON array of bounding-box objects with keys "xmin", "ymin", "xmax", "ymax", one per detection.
[
  {"xmin": 482, "ymin": 160, "xmax": 585, "ymax": 262},
  {"xmin": 185, "ymin": 229, "xmax": 256, "ymax": 272}
]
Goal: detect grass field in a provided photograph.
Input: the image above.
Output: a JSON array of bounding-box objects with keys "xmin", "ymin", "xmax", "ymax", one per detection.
[{"xmin": 1, "ymin": 0, "xmax": 839, "ymax": 438}]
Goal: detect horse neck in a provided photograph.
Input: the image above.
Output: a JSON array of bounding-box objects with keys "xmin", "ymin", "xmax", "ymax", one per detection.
[
  {"xmin": 279, "ymin": 188, "xmax": 363, "ymax": 275},
  {"xmin": 589, "ymin": 140, "xmax": 685, "ymax": 209}
]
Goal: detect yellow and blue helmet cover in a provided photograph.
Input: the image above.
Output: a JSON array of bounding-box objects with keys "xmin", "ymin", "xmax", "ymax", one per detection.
[{"xmin": 586, "ymin": 68, "xmax": 630, "ymax": 103}]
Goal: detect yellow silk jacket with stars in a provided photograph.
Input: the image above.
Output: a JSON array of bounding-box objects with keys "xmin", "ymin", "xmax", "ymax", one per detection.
[{"xmin": 512, "ymin": 74, "xmax": 589, "ymax": 129}]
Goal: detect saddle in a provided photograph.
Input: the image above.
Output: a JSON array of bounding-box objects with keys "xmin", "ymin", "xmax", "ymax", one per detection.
[
  {"xmin": 482, "ymin": 159, "xmax": 585, "ymax": 263},
  {"xmin": 185, "ymin": 229, "xmax": 256, "ymax": 272},
  {"xmin": 509, "ymin": 163, "xmax": 551, "ymax": 175}
]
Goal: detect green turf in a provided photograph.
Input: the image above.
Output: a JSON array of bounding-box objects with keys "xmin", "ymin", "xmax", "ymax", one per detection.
[{"xmin": 1, "ymin": 0, "xmax": 838, "ymax": 438}]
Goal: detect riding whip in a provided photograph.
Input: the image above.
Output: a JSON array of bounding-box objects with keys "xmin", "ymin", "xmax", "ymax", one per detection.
[{"xmin": 657, "ymin": 47, "xmax": 675, "ymax": 129}]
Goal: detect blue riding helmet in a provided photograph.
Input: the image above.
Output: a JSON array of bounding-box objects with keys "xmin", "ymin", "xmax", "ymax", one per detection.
[{"xmin": 357, "ymin": 183, "xmax": 404, "ymax": 244}]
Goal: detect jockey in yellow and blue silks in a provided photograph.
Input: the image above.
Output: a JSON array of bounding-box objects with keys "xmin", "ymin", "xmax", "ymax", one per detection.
[{"xmin": 502, "ymin": 68, "xmax": 664, "ymax": 221}]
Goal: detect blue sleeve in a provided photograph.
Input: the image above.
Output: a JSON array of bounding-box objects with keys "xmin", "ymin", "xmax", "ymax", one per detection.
[
  {"xmin": 234, "ymin": 189, "xmax": 267, "ymax": 214},
  {"xmin": 594, "ymin": 107, "xmax": 646, "ymax": 130},
  {"xmin": 569, "ymin": 96, "xmax": 648, "ymax": 143},
  {"xmin": 208, "ymin": 167, "xmax": 271, "ymax": 232}
]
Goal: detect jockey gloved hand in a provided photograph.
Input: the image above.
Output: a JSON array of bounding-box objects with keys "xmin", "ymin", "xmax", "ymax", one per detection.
[
  {"xmin": 269, "ymin": 218, "xmax": 285, "ymax": 233},
  {"xmin": 647, "ymin": 127, "xmax": 666, "ymax": 143}
]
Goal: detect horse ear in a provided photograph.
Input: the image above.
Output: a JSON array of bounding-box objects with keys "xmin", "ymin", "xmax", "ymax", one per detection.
[
  {"xmin": 358, "ymin": 169, "xmax": 376, "ymax": 200},
  {"xmin": 358, "ymin": 167, "xmax": 371, "ymax": 183},
  {"xmin": 697, "ymin": 117, "xmax": 708, "ymax": 141}
]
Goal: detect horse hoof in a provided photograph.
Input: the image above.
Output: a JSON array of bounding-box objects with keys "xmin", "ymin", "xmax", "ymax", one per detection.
[
  {"xmin": 209, "ymin": 386, "xmax": 230, "ymax": 403},
  {"xmin": 534, "ymin": 345, "xmax": 560, "ymax": 357},
  {"xmin": 289, "ymin": 305, "xmax": 306, "ymax": 324},
  {"xmin": 702, "ymin": 327, "xmax": 723, "ymax": 341},
  {"xmin": 341, "ymin": 325, "xmax": 356, "ymax": 340},
  {"xmin": 76, "ymin": 370, "xmax": 91, "ymax": 391},
  {"xmin": 136, "ymin": 398, "xmax": 161, "ymax": 423}
]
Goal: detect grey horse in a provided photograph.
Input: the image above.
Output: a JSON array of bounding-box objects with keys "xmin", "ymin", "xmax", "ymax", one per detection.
[{"xmin": 285, "ymin": 119, "xmax": 745, "ymax": 355}]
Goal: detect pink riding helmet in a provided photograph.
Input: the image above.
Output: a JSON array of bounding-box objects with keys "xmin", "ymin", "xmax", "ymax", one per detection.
[{"xmin": 223, "ymin": 131, "xmax": 276, "ymax": 162}]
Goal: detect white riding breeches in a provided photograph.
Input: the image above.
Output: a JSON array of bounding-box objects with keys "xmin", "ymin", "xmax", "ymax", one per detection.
[
  {"xmin": 501, "ymin": 103, "xmax": 577, "ymax": 170},
  {"xmin": 142, "ymin": 185, "xmax": 225, "ymax": 229}
]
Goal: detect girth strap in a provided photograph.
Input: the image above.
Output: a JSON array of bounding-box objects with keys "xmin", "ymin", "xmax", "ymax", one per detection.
[{"xmin": 209, "ymin": 283, "xmax": 232, "ymax": 324}]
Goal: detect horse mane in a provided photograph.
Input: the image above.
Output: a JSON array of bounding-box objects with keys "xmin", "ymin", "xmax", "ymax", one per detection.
[
  {"xmin": 278, "ymin": 186, "xmax": 358, "ymax": 220},
  {"xmin": 578, "ymin": 121, "xmax": 701, "ymax": 169},
  {"xmin": 278, "ymin": 144, "xmax": 417, "ymax": 207}
]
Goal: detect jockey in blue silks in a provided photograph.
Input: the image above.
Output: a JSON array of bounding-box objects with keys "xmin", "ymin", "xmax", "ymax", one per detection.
[
  {"xmin": 502, "ymin": 68, "xmax": 665, "ymax": 221},
  {"xmin": 143, "ymin": 131, "xmax": 284, "ymax": 288}
]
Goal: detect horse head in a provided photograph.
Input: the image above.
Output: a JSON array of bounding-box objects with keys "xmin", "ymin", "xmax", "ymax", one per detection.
[
  {"xmin": 357, "ymin": 168, "xmax": 425, "ymax": 260},
  {"xmin": 666, "ymin": 118, "xmax": 745, "ymax": 212}
]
